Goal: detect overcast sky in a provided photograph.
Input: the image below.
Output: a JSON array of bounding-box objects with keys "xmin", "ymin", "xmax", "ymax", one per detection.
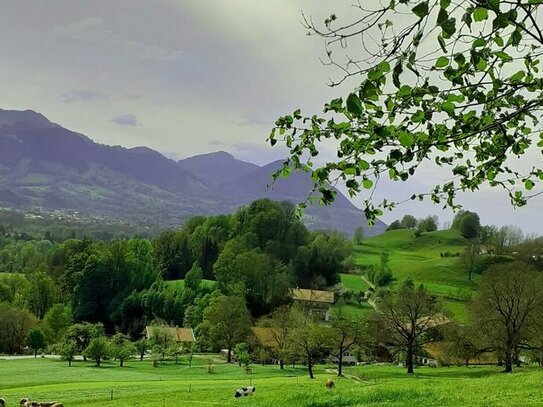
[{"xmin": 1, "ymin": 0, "xmax": 541, "ymax": 233}]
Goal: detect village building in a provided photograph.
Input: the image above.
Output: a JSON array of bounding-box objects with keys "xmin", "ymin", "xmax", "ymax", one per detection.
[
  {"xmin": 290, "ymin": 288, "xmax": 335, "ymax": 321},
  {"xmin": 250, "ymin": 327, "xmax": 281, "ymax": 364},
  {"xmin": 330, "ymin": 350, "xmax": 358, "ymax": 366},
  {"xmin": 144, "ymin": 325, "xmax": 195, "ymax": 345}
]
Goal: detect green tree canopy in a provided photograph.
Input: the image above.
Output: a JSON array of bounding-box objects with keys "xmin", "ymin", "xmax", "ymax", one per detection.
[
  {"xmin": 26, "ymin": 328, "xmax": 46, "ymax": 358},
  {"xmin": 452, "ymin": 210, "xmax": 481, "ymax": 239},
  {"xmin": 201, "ymin": 295, "xmax": 252, "ymax": 363}
]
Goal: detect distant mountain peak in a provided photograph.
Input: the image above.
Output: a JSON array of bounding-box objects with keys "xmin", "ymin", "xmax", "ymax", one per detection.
[
  {"xmin": 0, "ymin": 108, "xmax": 53, "ymax": 128},
  {"xmin": 181, "ymin": 150, "xmax": 236, "ymax": 162}
]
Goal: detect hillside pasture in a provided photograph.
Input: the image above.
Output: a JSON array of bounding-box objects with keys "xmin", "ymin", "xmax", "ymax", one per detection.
[
  {"xmin": 353, "ymin": 229, "xmax": 476, "ymax": 321},
  {"xmin": 1, "ymin": 358, "xmax": 542, "ymax": 406}
]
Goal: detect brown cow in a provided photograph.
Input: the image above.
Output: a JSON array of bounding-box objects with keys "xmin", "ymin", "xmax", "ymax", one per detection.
[{"xmin": 325, "ymin": 379, "xmax": 335, "ymax": 389}]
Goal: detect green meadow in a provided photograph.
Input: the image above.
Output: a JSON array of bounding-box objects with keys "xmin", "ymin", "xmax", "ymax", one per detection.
[
  {"xmin": 351, "ymin": 229, "xmax": 476, "ymax": 321},
  {"xmin": 1, "ymin": 357, "xmax": 542, "ymax": 406}
]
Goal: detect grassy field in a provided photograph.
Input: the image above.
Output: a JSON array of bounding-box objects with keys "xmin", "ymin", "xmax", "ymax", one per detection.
[
  {"xmin": 339, "ymin": 273, "xmax": 370, "ymax": 292},
  {"xmin": 1, "ymin": 357, "xmax": 542, "ymax": 406},
  {"xmin": 354, "ymin": 229, "xmax": 475, "ymax": 321}
]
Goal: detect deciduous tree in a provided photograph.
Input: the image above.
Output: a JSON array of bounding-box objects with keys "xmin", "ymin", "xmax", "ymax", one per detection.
[
  {"xmin": 471, "ymin": 262, "xmax": 543, "ymax": 373},
  {"xmin": 370, "ymin": 279, "xmax": 442, "ymax": 374}
]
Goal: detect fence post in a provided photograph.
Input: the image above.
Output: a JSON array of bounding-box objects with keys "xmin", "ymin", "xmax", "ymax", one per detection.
[{"xmin": 110, "ymin": 389, "xmax": 113, "ymax": 400}]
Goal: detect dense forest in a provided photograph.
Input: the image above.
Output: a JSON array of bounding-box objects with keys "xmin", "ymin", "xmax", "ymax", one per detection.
[{"xmin": 0, "ymin": 199, "xmax": 351, "ymax": 352}]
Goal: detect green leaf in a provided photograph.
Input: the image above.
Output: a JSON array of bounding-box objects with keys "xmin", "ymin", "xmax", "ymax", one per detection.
[
  {"xmin": 438, "ymin": 35, "xmax": 447, "ymax": 52},
  {"xmin": 412, "ymin": 110, "xmax": 425, "ymax": 123},
  {"xmin": 359, "ymin": 160, "xmax": 370, "ymax": 171},
  {"xmin": 398, "ymin": 85, "xmax": 412, "ymax": 98},
  {"xmin": 494, "ymin": 51, "xmax": 512, "ymax": 61},
  {"xmin": 440, "ymin": 0, "xmax": 451, "ymax": 8},
  {"xmin": 487, "ymin": 0, "xmax": 500, "ymax": 11},
  {"xmin": 525, "ymin": 180, "xmax": 534, "ymax": 190},
  {"xmin": 363, "ymin": 179, "xmax": 374, "ymax": 189},
  {"xmin": 510, "ymin": 29, "xmax": 522, "ymax": 46},
  {"xmin": 435, "ymin": 56, "xmax": 449, "ymax": 68},
  {"xmin": 437, "ymin": 8, "xmax": 448, "ymax": 24},
  {"xmin": 346, "ymin": 93, "xmax": 363, "ymax": 116},
  {"xmin": 412, "ymin": 2, "xmax": 429, "ymax": 18},
  {"xmin": 441, "ymin": 101, "xmax": 455, "ymax": 115},
  {"xmin": 472, "ymin": 38, "xmax": 487, "ymax": 48},
  {"xmin": 473, "ymin": 7, "xmax": 488, "ymax": 22},
  {"xmin": 476, "ymin": 58, "xmax": 487, "ymax": 71},
  {"xmin": 399, "ymin": 131, "xmax": 415, "ymax": 147},
  {"xmin": 393, "ymin": 60, "xmax": 403, "ymax": 88},
  {"xmin": 344, "ymin": 166, "xmax": 357, "ymax": 176},
  {"xmin": 280, "ymin": 166, "xmax": 292, "ymax": 179},
  {"xmin": 510, "ymin": 71, "xmax": 525, "ymax": 82}
]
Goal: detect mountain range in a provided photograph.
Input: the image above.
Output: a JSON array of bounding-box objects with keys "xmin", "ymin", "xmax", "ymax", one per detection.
[{"xmin": 0, "ymin": 109, "xmax": 387, "ymax": 236}]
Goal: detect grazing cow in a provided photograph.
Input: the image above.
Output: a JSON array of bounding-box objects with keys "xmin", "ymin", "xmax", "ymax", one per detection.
[
  {"xmin": 0, "ymin": 397, "xmax": 5, "ymax": 407},
  {"xmin": 325, "ymin": 379, "xmax": 335, "ymax": 389},
  {"xmin": 31, "ymin": 402, "xmax": 59, "ymax": 407},
  {"xmin": 50, "ymin": 404, "xmax": 64, "ymax": 407},
  {"xmin": 233, "ymin": 386, "xmax": 256, "ymax": 398},
  {"xmin": 20, "ymin": 398, "xmax": 30, "ymax": 407}
]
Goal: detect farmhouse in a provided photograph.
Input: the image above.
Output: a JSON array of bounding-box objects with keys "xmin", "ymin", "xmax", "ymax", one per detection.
[
  {"xmin": 290, "ymin": 288, "xmax": 334, "ymax": 321},
  {"xmin": 251, "ymin": 327, "xmax": 280, "ymax": 349},
  {"xmin": 250, "ymin": 327, "xmax": 281, "ymax": 364},
  {"xmin": 144, "ymin": 325, "xmax": 195, "ymax": 344},
  {"xmin": 331, "ymin": 350, "xmax": 358, "ymax": 366}
]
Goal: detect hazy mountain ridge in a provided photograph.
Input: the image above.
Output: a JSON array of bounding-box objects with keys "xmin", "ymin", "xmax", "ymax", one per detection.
[{"xmin": 0, "ymin": 109, "xmax": 387, "ymax": 235}]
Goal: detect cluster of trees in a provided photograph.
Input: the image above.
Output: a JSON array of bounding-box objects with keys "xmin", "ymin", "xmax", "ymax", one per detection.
[
  {"xmin": 447, "ymin": 210, "xmax": 542, "ymax": 281},
  {"xmin": 386, "ymin": 215, "xmax": 438, "ymax": 235},
  {"xmin": 0, "ymin": 199, "xmax": 351, "ymax": 356}
]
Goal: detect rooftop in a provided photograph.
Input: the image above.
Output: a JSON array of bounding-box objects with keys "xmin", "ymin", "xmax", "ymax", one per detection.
[
  {"xmin": 144, "ymin": 326, "xmax": 195, "ymax": 342},
  {"xmin": 290, "ymin": 288, "xmax": 334, "ymax": 304}
]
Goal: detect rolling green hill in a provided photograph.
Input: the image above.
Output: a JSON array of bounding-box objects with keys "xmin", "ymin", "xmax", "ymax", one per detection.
[{"xmin": 349, "ymin": 229, "xmax": 475, "ymax": 321}]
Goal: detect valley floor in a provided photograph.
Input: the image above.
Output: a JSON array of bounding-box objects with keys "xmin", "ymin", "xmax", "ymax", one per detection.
[{"xmin": 1, "ymin": 357, "xmax": 542, "ymax": 406}]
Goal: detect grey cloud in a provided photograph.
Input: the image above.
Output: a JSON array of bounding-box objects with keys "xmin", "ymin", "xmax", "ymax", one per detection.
[
  {"xmin": 52, "ymin": 17, "xmax": 183, "ymax": 61},
  {"xmin": 61, "ymin": 90, "xmax": 108, "ymax": 103},
  {"xmin": 112, "ymin": 114, "xmax": 139, "ymax": 127}
]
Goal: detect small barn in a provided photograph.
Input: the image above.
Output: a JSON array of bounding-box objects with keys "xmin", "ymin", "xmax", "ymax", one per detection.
[
  {"xmin": 144, "ymin": 325, "xmax": 195, "ymax": 344},
  {"xmin": 290, "ymin": 288, "xmax": 335, "ymax": 321}
]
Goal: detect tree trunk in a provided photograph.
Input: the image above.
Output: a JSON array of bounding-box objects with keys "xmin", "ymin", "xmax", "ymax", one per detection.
[
  {"xmin": 465, "ymin": 358, "xmax": 469, "ymax": 367},
  {"xmin": 34, "ymin": 349, "xmax": 37, "ymax": 358},
  {"xmin": 308, "ymin": 357, "xmax": 314, "ymax": 379},
  {"xmin": 280, "ymin": 360, "xmax": 284, "ymax": 370},
  {"xmin": 504, "ymin": 352, "xmax": 513, "ymax": 373},
  {"xmin": 227, "ymin": 348, "xmax": 232, "ymax": 363},
  {"xmin": 120, "ymin": 359, "xmax": 124, "ymax": 367},
  {"xmin": 140, "ymin": 352, "xmax": 144, "ymax": 361},
  {"xmin": 338, "ymin": 351, "xmax": 344, "ymax": 377},
  {"xmin": 68, "ymin": 359, "xmax": 72, "ymax": 367},
  {"xmin": 406, "ymin": 347, "xmax": 414, "ymax": 374}
]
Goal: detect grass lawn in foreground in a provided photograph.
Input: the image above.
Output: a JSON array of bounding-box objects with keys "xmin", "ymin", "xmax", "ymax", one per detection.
[{"xmin": 1, "ymin": 357, "xmax": 543, "ymax": 406}]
